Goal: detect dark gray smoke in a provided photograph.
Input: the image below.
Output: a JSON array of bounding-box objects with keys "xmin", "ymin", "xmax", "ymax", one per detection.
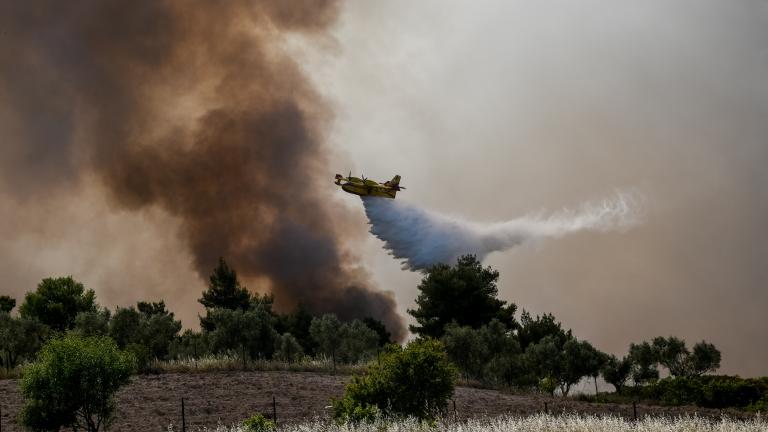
[{"xmin": 0, "ymin": 1, "xmax": 405, "ymax": 339}]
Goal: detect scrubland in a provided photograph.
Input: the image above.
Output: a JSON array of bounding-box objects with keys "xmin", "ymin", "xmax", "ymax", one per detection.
[{"xmin": 170, "ymin": 414, "xmax": 767, "ymax": 432}]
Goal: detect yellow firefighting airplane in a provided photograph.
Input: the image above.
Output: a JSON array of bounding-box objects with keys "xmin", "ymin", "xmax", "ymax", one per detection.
[{"xmin": 334, "ymin": 172, "xmax": 405, "ymax": 199}]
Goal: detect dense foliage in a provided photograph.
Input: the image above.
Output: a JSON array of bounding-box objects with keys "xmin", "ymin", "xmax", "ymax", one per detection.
[
  {"xmin": 333, "ymin": 339, "xmax": 457, "ymax": 421},
  {"xmin": 3, "ymin": 254, "xmax": 759, "ymax": 416},
  {"xmin": 409, "ymin": 255, "xmax": 517, "ymax": 338},
  {"xmin": 1, "ymin": 258, "xmax": 398, "ymax": 377},
  {"xmin": 0, "ymin": 295, "xmax": 15, "ymax": 313},
  {"xmin": 20, "ymin": 334, "xmax": 135, "ymax": 431},
  {"xmin": 645, "ymin": 375, "xmax": 768, "ymax": 410},
  {"xmin": 19, "ymin": 276, "xmax": 97, "ymax": 332},
  {"xmin": 0, "ymin": 312, "xmax": 48, "ymax": 372}
]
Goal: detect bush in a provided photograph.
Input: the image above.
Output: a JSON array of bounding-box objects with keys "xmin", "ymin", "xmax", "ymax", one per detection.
[
  {"xmin": 646, "ymin": 375, "xmax": 768, "ymax": 409},
  {"xmin": 332, "ymin": 339, "xmax": 456, "ymax": 421},
  {"xmin": 20, "ymin": 334, "xmax": 135, "ymax": 431},
  {"xmin": 242, "ymin": 413, "xmax": 275, "ymax": 432}
]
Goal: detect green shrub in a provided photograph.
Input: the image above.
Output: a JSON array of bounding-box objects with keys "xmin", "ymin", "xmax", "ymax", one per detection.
[
  {"xmin": 126, "ymin": 342, "xmax": 151, "ymax": 373},
  {"xmin": 647, "ymin": 375, "xmax": 768, "ymax": 409},
  {"xmin": 20, "ymin": 334, "xmax": 135, "ymax": 431},
  {"xmin": 242, "ymin": 413, "xmax": 275, "ymax": 432},
  {"xmin": 332, "ymin": 339, "xmax": 456, "ymax": 421}
]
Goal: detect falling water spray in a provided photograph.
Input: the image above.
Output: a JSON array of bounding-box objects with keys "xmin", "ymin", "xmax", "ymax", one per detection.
[{"xmin": 362, "ymin": 191, "xmax": 643, "ymax": 270}]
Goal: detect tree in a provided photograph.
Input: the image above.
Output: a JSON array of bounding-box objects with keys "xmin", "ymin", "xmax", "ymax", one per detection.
[
  {"xmin": 362, "ymin": 317, "xmax": 393, "ymax": 347},
  {"xmin": 199, "ymin": 258, "xmax": 252, "ymax": 311},
  {"xmin": 19, "ymin": 334, "xmax": 135, "ymax": 431},
  {"xmin": 332, "ymin": 339, "xmax": 457, "ymax": 421},
  {"xmin": 651, "ymin": 336, "xmax": 721, "ymax": 377},
  {"xmin": 517, "ymin": 311, "xmax": 572, "ymax": 351},
  {"xmin": 208, "ymin": 306, "xmax": 277, "ymax": 367},
  {"xmin": 337, "ymin": 320, "xmax": 380, "ymax": 364},
  {"xmin": 0, "ymin": 295, "xmax": 15, "ymax": 313},
  {"xmin": 170, "ymin": 330, "xmax": 211, "ymax": 359},
  {"xmin": 442, "ymin": 319, "xmax": 523, "ymax": 385},
  {"xmin": 0, "ymin": 313, "xmax": 48, "ymax": 372},
  {"xmin": 310, "ymin": 314, "xmax": 343, "ymax": 369},
  {"xmin": 408, "ymin": 255, "xmax": 516, "ymax": 339},
  {"xmin": 72, "ymin": 308, "xmax": 111, "ymax": 337},
  {"xmin": 276, "ymin": 304, "xmax": 316, "ymax": 356},
  {"xmin": 602, "ymin": 355, "xmax": 632, "ymax": 394},
  {"xmin": 442, "ymin": 323, "xmax": 487, "ymax": 379},
  {"xmin": 274, "ymin": 333, "xmax": 304, "ymax": 362},
  {"xmin": 524, "ymin": 335, "xmax": 565, "ymax": 396},
  {"xmin": 109, "ymin": 306, "xmax": 142, "ymax": 349},
  {"xmin": 652, "ymin": 336, "xmax": 690, "ymax": 376},
  {"xmin": 689, "ymin": 341, "xmax": 721, "ymax": 376},
  {"xmin": 138, "ymin": 301, "xmax": 182, "ymax": 360},
  {"xmin": 628, "ymin": 341, "xmax": 659, "ymax": 385},
  {"xmin": 19, "ymin": 276, "xmax": 97, "ymax": 331},
  {"xmin": 477, "ymin": 319, "xmax": 523, "ymax": 387},
  {"xmin": 108, "ymin": 301, "xmax": 181, "ymax": 363},
  {"xmin": 559, "ymin": 339, "xmax": 599, "ymax": 396},
  {"xmin": 581, "ymin": 342, "xmax": 609, "ymax": 395}
]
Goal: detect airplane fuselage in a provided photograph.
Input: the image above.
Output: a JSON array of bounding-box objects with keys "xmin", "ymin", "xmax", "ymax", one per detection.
[{"xmin": 335, "ymin": 174, "xmax": 403, "ymax": 199}]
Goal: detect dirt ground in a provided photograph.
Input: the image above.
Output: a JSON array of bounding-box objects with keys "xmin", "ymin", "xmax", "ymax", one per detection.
[{"xmin": 0, "ymin": 371, "xmax": 754, "ymax": 431}]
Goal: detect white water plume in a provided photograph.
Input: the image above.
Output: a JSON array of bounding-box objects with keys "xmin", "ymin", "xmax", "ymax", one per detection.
[{"xmin": 362, "ymin": 191, "xmax": 643, "ymax": 271}]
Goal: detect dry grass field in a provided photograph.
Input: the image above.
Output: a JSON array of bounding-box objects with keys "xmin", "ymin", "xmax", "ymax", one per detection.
[
  {"xmin": 169, "ymin": 415, "xmax": 768, "ymax": 432},
  {"xmin": 0, "ymin": 371, "xmax": 759, "ymax": 431}
]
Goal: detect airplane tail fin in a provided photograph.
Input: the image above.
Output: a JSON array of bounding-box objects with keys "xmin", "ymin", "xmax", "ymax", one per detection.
[{"xmin": 384, "ymin": 175, "xmax": 403, "ymax": 197}]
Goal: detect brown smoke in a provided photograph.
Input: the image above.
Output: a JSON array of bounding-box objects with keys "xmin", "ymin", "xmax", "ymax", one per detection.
[{"xmin": 0, "ymin": 1, "xmax": 405, "ymax": 339}]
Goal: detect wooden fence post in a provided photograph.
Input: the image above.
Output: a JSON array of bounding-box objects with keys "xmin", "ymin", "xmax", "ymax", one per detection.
[
  {"xmin": 181, "ymin": 397, "xmax": 186, "ymax": 432},
  {"xmin": 273, "ymin": 395, "xmax": 277, "ymax": 426},
  {"xmin": 453, "ymin": 399, "xmax": 457, "ymax": 422},
  {"xmin": 632, "ymin": 401, "xmax": 637, "ymax": 421},
  {"xmin": 544, "ymin": 401, "xmax": 548, "ymax": 414}
]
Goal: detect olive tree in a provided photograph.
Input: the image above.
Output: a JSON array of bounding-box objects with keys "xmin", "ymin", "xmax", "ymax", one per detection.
[
  {"xmin": 208, "ymin": 306, "xmax": 277, "ymax": 367},
  {"xmin": 310, "ymin": 314, "xmax": 343, "ymax": 368},
  {"xmin": 0, "ymin": 313, "xmax": 47, "ymax": 372},
  {"xmin": 602, "ymin": 355, "xmax": 632, "ymax": 394},
  {"xmin": 20, "ymin": 334, "xmax": 135, "ymax": 431}
]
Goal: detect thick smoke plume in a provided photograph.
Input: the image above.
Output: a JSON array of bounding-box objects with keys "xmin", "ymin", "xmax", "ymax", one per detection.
[
  {"xmin": 363, "ymin": 192, "xmax": 641, "ymax": 270},
  {"xmin": 0, "ymin": 1, "xmax": 404, "ymax": 339}
]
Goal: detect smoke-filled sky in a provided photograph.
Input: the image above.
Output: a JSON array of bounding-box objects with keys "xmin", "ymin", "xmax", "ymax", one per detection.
[{"xmin": 2, "ymin": 1, "xmax": 767, "ymax": 375}]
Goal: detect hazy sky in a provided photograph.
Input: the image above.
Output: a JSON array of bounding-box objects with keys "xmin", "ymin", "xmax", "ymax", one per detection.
[
  {"xmin": 1, "ymin": 1, "xmax": 767, "ymax": 376},
  {"xmin": 316, "ymin": 1, "xmax": 768, "ymax": 376}
]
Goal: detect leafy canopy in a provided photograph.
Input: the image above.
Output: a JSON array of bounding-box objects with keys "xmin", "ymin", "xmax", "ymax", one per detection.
[
  {"xmin": 20, "ymin": 334, "xmax": 135, "ymax": 432},
  {"xmin": 0, "ymin": 295, "xmax": 15, "ymax": 313},
  {"xmin": 602, "ymin": 354, "xmax": 633, "ymax": 394},
  {"xmin": 208, "ymin": 306, "xmax": 277, "ymax": 366},
  {"xmin": 0, "ymin": 313, "xmax": 48, "ymax": 372},
  {"xmin": 652, "ymin": 336, "xmax": 721, "ymax": 377},
  {"xmin": 20, "ymin": 276, "xmax": 97, "ymax": 332},
  {"xmin": 199, "ymin": 257, "xmax": 252, "ymax": 311},
  {"xmin": 108, "ymin": 300, "xmax": 181, "ymax": 368},
  {"xmin": 408, "ymin": 255, "xmax": 516, "ymax": 338}
]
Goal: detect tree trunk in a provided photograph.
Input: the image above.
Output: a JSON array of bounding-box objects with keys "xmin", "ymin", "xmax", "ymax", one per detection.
[{"xmin": 594, "ymin": 376, "xmax": 599, "ymax": 395}]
